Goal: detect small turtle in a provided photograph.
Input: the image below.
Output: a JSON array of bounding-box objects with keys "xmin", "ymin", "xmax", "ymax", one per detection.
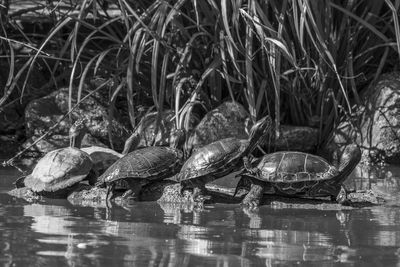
[
  {"xmin": 235, "ymin": 144, "xmax": 362, "ymax": 207},
  {"xmin": 177, "ymin": 115, "xmax": 272, "ymax": 203},
  {"xmin": 95, "ymin": 129, "xmax": 186, "ymax": 201},
  {"xmin": 15, "ymin": 119, "xmax": 94, "ymax": 198}
]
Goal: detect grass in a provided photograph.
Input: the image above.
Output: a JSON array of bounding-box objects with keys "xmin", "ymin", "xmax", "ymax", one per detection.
[{"xmin": 0, "ymin": 0, "xmax": 399, "ymax": 149}]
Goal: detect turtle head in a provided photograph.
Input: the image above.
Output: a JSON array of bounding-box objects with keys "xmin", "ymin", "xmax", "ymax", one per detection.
[
  {"xmin": 122, "ymin": 131, "xmax": 141, "ymax": 155},
  {"xmin": 249, "ymin": 115, "xmax": 272, "ymax": 139},
  {"xmin": 244, "ymin": 115, "xmax": 272, "ymax": 154},
  {"xmin": 233, "ymin": 176, "xmax": 252, "ymax": 197},
  {"xmin": 69, "ymin": 118, "xmax": 88, "ymax": 149},
  {"xmin": 169, "ymin": 128, "xmax": 186, "ymax": 150},
  {"xmin": 337, "ymin": 144, "xmax": 362, "ymax": 181}
]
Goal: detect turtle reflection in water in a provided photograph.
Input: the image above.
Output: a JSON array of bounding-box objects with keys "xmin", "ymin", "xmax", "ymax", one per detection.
[
  {"xmin": 95, "ymin": 129, "xmax": 186, "ymax": 202},
  {"xmin": 177, "ymin": 115, "xmax": 272, "ymax": 203},
  {"xmin": 235, "ymin": 145, "xmax": 362, "ymax": 207}
]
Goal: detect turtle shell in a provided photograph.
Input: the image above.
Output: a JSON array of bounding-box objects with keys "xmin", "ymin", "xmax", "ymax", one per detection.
[
  {"xmin": 178, "ymin": 138, "xmax": 247, "ymax": 182},
  {"xmin": 97, "ymin": 146, "xmax": 183, "ymax": 185},
  {"xmin": 24, "ymin": 147, "xmax": 93, "ymax": 192},
  {"xmin": 254, "ymin": 151, "xmax": 338, "ymax": 183}
]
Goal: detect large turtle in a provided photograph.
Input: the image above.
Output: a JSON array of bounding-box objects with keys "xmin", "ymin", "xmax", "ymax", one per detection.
[
  {"xmin": 235, "ymin": 144, "xmax": 362, "ymax": 207},
  {"xmin": 177, "ymin": 115, "xmax": 272, "ymax": 203},
  {"xmin": 15, "ymin": 119, "xmax": 94, "ymax": 198},
  {"xmin": 95, "ymin": 129, "xmax": 186, "ymax": 201}
]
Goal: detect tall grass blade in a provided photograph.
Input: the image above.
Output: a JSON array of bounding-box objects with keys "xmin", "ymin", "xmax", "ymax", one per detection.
[{"xmin": 385, "ymin": 0, "xmax": 400, "ymax": 62}]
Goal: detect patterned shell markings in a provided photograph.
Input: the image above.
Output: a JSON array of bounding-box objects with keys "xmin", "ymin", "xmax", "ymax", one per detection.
[
  {"xmin": 99, "ymin": 146, "xmax": 183, "ymax": 184},
  {"xmin": 25, "ymin": 147, "xmax": 92, "ymax": 192},
  {"xmin": 256, "ymin": 152, "xmax": 338, "ymax": 182},
  {"xmin": 179, "ymin": 138, "xmax": 244, "ymax": 181}
]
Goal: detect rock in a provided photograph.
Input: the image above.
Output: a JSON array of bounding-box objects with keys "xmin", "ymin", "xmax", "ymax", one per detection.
[
  {"xmin": 331, "ymin": 72, "xmax": 400, "ymax": 163},
  {"xmin": 22, "ymin": 133, "xmax": 105, "ymax": 154},
  {"xmin": 185, "ymin": 101, "xmax": 318, "ymax": 155},
  {"xmin": 10, "ymin": 182, "xmax": 383, "ymax": 209},
  {"xmin": 153, "ymin": 183, "xmax": 191, "ymax": 203},
  {"xmin": 24, "ymin": 86, "xmax": 130, "ymax": 152},
  {"xmin": 66, "ymin": 181, "xmax": 188, "ymax": 205},
  {"xmin": 81, "ymin": 146, "xmax": 123, "ymax": 176},
  {"xmin": 8, "ymin": 187, "xmax": 40, "ymax": 202},
  {"xmin": 186, "ymin": 101, "xmax": 251, "ymax": 153},
  {"xmin": 0, "ymin": 60, "xmax": 47, "ymax": 134},
  {"xmin": 269, "ymin": 125, "xmax": 319, "ymax": 152},
  {"xmin": 67, "ymin": 184, "xmax": 109, "ymax": 207},
  {"xmin": 130, "ymin": 110, "xmax": 199, "ymax": 150}
]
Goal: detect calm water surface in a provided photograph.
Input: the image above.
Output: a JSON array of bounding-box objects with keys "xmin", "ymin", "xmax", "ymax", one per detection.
[{"xmin": 1, "ymin": 164, "xmax": 400, "ymax": 266}]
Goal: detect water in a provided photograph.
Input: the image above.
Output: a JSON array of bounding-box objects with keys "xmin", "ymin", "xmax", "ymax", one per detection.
[{"xmin": 1, "ymin": 165, "xmax": 400, "ymax": 266}]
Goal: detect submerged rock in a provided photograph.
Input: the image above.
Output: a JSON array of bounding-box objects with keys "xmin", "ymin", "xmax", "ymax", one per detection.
[
  {"xmin": 67, "ymin": 184, "xmax": 109, "ymax": 207},
  {"xmin": 263, "ymin": 190, "xmax": 385, "ymax": 210},
  {"xmin": 9, "ymin": 182, "xmax": 384, "ymax": 209},
  {"xmin": 8, "ymin": 187, "xmax": 40, "ymax": 202}
]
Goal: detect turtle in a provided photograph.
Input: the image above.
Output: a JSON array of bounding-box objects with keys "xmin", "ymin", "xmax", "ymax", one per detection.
[
  {"xmin": 95, "ymin": 129, "xmax": 186, "ymax": 201},
  {"xmin": 177, "ymin": 115, "xmax": 272, "ymax": 203},
  {"xmin": 15, "ymin": 119, "xmax": 94, "ymax": 198},
  {"xmin": 235, "ymin": 144, "xmax": 362, "ymax": 207}
]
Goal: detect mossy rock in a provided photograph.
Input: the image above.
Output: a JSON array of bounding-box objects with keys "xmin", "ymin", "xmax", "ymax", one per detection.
[
  {"xmin": 186, "ymin": 101, "xmax": 251, "ymax": 154},
  {"xmin": 24, "ymin": 86, "xmax": 130, "ymax": 152}
]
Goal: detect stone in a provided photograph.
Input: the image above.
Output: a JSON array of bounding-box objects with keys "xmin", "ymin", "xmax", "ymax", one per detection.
[
  {"xmin": 24, "ymin": 86, "xmax": 130, "ymax": 152},
  {"xmin": 67, "ymin": 184, "xmax": 109, "ymax": 207},
  {"xmin": 186, "ymin": 101, "xmax": 251, "ymax": 153},
  {"xmin": 331, "ymin": 72, "xmax": 400, "ymax": 163},
  {"xmin": 9, "ymin": 182, "xmax": 384, "ymax": 208},
  {"xmin": 8, "ymin": 187, "xmax": 40, "ymax": 202},
  {"xmin": 185, "ymin": 101, "xmax": 319, "ymax": 155},
  {"xmin": 124, "ymin": 110, "xmax": 199, "ymax": 152},
  {"xmin": 81, "ymin": 146, "xmax": 122, "ymax": 176},
  {"xmin": 269, "ymin": 125, "xmax": 319, "ymax": 153},
  {"xmin": 0, "ymin": 60, "xmax": 47, "ymax": 134},
  {"xmin": 22, "ymin": 133, "xmax": 105, "ymax": 154}
]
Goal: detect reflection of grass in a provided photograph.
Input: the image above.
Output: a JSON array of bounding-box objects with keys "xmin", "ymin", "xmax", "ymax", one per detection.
[{"xmin": 1, "ymin": 1, "xmax": 400, "ymax": 147}]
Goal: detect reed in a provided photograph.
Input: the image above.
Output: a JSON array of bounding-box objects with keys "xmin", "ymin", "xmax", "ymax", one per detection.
[{"xmin": 1, "ymin": 0, "xmax": 399, "ymax": 148}]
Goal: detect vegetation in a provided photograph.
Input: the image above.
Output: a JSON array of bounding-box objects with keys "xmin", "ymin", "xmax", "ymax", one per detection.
[{"xmin": 0, "ymin": 0, "xmax": 399, "ymax": 149}]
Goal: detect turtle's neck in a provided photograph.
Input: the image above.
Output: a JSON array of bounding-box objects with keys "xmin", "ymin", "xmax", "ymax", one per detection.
[
  {"xmin": 337, "ymin": 145, "xmax": 361, "ymax": 183},
  {"xmin": 242, "ymin": 116, "xmax": 272, "ymax": 156}
]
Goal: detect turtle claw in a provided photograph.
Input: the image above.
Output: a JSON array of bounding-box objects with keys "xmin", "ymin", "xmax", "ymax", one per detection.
[
  {"xmin": 335, "ymin": 186, "xmax": 350, "ymax": 205},
  {"xmin": 121, "ymin": 189, "xmax": 139, "ymax": 202},
  {"xmin": 194, "ymin": 194, "xmax": 211, "ymax": 203},
  {"xmin": 241, "ymin": 199, "xmax": 260, "ymax": 209},
  {"xmin": 248, "ymin": 168, "xmax": 261, "ymax": 176}
]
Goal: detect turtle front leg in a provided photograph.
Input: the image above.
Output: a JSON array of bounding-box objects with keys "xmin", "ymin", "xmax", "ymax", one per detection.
[
  {"xmin": 243, "ymin": 156, "xmax": 261, "ymax": 176},
  {"xmin": 106, "ymin": 183, "xmax": 116, "ymax": 209},
  {"xmin": 181, "ymin": 179, "xmax": 211, "ymax": 203},
  {"xmin": 241, "ymin": 179, "xmax": 264, "ymax": 208},
  {"xmin": 122, "ymin": 179, "xmax": 146, "ymax": 201},
  {"xmin": 192, "ymin": 186, "xmax": 211, "ymax": 203}
]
